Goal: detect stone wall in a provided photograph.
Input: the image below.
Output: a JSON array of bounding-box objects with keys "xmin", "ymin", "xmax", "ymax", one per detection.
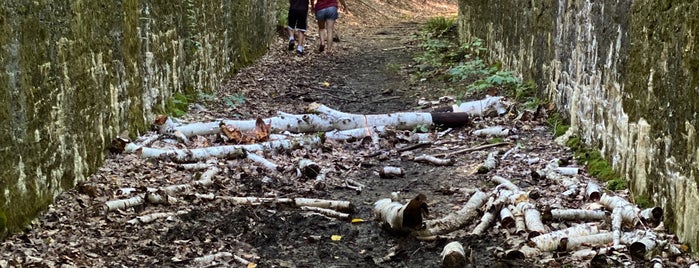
[
  {"xmin": 458, "ymin": 0, "xmax": 699, "ymax": 251},
  {"xmin": 0, "ymin": 0, "xmax": 278, "ymax": 235}
]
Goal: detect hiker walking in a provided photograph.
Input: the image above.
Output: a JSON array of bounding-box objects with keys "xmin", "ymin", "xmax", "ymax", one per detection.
[
  {"xmin": 312, "ymin": 0, "xmax": 348, "ymax": 55},
  {"xmin": 287, "ymin": 0, "xmax": 311, "ymax": 55}
]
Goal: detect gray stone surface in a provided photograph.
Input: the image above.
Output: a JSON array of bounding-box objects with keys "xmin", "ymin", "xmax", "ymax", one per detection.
[
  {"xmin": 0, "ymin": 0, "xmax": 278, "ymax": 235},
  {"xmin": 458, "ymin": 0, "xmax": 699, "ymax": 252}
]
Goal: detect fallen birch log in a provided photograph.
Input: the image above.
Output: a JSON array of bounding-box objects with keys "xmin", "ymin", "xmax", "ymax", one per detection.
[
  {"xmin": 218, "ymin": 196, "xmax": 354, "ymax": 212},
  {"xmin": 570, "ymin": 245, "xmax": 625, "ymax": 259},
  {"xmin": 247, "ymin": 152, "xmax": 282, "ymax": 172},
  {"xmin": 505, "ymin": 245, "xmax": 540, "ymax": 259},
  {"xmin": 301, "ymin": 206, "xmax": 350, "ymax": 219},
  {"xmin": 471, "ymin": 206, "xmax": 497, "ymax": 235},
  {"xmin": 104, "ymin": 191, "xmax": 175, "ymax": 212},
  {"xmin": 451, "ymin": 96, "xmax": 510, "ymax": 116},
  {"xmin": 512, "ymin": 205, "xmax": 527, "ymax": 235},
  {"xmin": 157, "ymin": 103, "xmax": 472, "ymax": 137},
  {"xmin": 585, "ymin": 182, "xmax": 601, "ymax": 201},
  {"xmin": 517, "ymin": 202, "xmax": 546, "ymax": 238},
  {"xmin": 415, "ymin": 191, "xmax": 488, "ymax": 236},
  {"xmin": 639, "ymin": 207, "xmax": 663, "ymax": 225},
  {"xmin": 441, "ymin": 241, "xmax": 471, "ymax": 268},
  {"xmin": 472, "ymin": 126, "xmax": 510, "ymax": 137},
  {"xmin": 324, "ymin": 126, "xmax": 387, "ymax": 141},
  {"xmin": 298, "ymin": 159, "xmax": 321, "ymax": 179},
  {"xmin": 123, "ymin": 136, "xmax": 323, "ymax": 163},
  {"xmin": 530, "ymin": 223, "xmax": 601, "ymax": 251},
  {"xmin": 492, "ymin": 175, "xmax": 519, "ymax": 191},
  {"xmin": 374, "ymin": 194, "xmax": 429, "ymax": 232},
  {"xmin": 543, "ymin": 208, "xmax": 607, "ymax": 221},
  {"xmin": 160, "ymin": 166, "xmax": 220, "ymax": 195},
  {"xmin": 477, "ymin": 151, "xmax": 499, "ymax": 173},
  {"xmin": 499, "ymin": 206, "xmax": 515, "ymax": 228},
  {"xmin": 600, "ymin": 194, "xmax": 640, "ymax": 226},
  {"xmin": 379, "ymin": 166, "xmax": 404, "ymax": 178},
  {"xmin": 413, "ymin": 154, "xmax": 454, "ymax": 166},
  {"xmin": 193, "ymin": 252, "xmax": 252, "ymax": 266},
  {"xmin": 126, "ymin": 210, "xmax": 189, "ymax": 225},
  {"xmin": 563, "ymin": 232, "xmax": 614, "ymax": 251}
]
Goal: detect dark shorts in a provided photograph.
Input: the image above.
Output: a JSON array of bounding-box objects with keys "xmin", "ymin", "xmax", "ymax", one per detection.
[
  {"xmin": 315, "ymin": 6, "xmax": 338, "ymax": 21},
  {"xmin": 287, "ymin": 9, "xmax": 308, "ymax": 31}
]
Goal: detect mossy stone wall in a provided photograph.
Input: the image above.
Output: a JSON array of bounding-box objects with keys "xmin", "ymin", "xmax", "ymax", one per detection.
[
  {"xmin": 0, "ymin": 0, "xmax": 277, "ymax": 236},
  {"xmin": 458, "ymin": 0, "xmax": 699, "ymax": 252}
]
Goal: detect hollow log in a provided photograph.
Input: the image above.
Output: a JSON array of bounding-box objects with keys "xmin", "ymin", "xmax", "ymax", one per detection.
[
  {"xmin": 379, "ymin": 166, "xmax": 404, "ymax": 178},
  {"xmin": 585, "ymin": 182, "xmax": 601, "ymax": 201},
  {"xmin": 441, "ymin": 241, "xmax": 471, "ymax": 268},
  {"xmin": 517, "ymin": 202, "xmax": 546, "ymax": 238}
]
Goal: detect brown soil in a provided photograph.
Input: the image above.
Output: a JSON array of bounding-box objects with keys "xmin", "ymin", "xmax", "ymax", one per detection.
[{"xmin": 0, "ymin": 1, "xmax": 694, "ymax": 267}]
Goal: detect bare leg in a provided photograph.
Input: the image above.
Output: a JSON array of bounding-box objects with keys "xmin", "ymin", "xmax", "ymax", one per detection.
[
  {"xmin": 318, "ymin": 20, "xmax": 327, "ymax": 46},
  {"xmin": 297, "ymin": 31, "xmax": 306, "ymax": 48},
  {"xmin": 326, "ymin": 19, "xmax": 335, "ymax": 52}
]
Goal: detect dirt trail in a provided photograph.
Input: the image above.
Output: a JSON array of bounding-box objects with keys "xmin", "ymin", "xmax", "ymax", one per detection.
[{"xmin": 1, "ymin": 1, "xmax": 693, "ymax": 267}]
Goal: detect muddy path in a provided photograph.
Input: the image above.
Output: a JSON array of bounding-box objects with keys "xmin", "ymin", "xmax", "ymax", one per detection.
[{"xmin": 1, "ymin": 1, "xmax": 693, "ymax": 267}]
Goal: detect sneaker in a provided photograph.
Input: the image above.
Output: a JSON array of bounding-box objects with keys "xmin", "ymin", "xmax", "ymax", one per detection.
[
  {"xmin": 288, "ymin": 40, "xmax": 295, "ymax": 51},
  {"xmin": 296, "ymin": 49, "xmax": 305, "ymax": 56},
  {"xmin": 318, "ymin": 44, "xmax": 325, "ymax": 52}
]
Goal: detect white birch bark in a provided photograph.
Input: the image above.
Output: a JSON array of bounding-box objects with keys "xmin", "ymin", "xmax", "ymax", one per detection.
[
  {"xmin": 472, "ymin": 126, "xmax": 510, "ymax": 137},
  {"xmin": 124, "ymin": 136, "xmax": 322, "ymax": 163},
  {"xmin": 547, "ymin": 208, "xmax": 607, "ymax": 221},
  {"xmin": 564, "ymin": 232, "xmax": 615, "ymax": 251},
  {"xmin": 441, "ymin": 241, "xmax": 470, "ymax": 268},
  {"xmin": 530, "ymin": 223, "xmax": 600, "ymax": 251},
  {"xmin": 301, "ymin": 206, "xmax": 350, "ymax": 219},
  {"xmin": 452, "ymin": 96, "xmax": 510, "ymax": 116},
  {"xmin": 247, "ymin": 152, "xmax": 281, "ymax": 172},
  {"xmin": 585, "ymin": 182, "xmax": 601, "ymax": 201},
  {"xmin": 379, "ymin": 166, "xmax": 404, "ymax": 178},
  {"xmin": 517, "ymin": 202, "xmax": 546, "ymax": 237},
  {"xmin": 416, "ymin": 191, "xmax": 489, "ymax": 236},
  {"xmin": 413, "ymin": 154, "xmax": 454, "ymax": 166},
  {"xmin": 217, "ymin": 196, "xmax": 353, "ymax": 212}
]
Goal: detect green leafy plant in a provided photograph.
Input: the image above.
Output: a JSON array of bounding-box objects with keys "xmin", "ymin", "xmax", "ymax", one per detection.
[
  {"xmin": 423, "ymin": 16, "xmax": 456, "ymax": 38},
  {"xmin": 223, "ymin": 92, "xmax": 246, "ymax": 108}
]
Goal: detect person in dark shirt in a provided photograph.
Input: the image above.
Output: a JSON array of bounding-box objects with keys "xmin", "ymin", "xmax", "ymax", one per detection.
[{"xmin": 287, "ymin": 0, "xmax": 311, "ymax": 55}]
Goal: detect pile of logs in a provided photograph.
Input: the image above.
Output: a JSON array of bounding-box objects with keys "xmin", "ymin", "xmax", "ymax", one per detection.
[{"xmin": 106, "ymin": 99, "xmax": 693, "ymax": 267}]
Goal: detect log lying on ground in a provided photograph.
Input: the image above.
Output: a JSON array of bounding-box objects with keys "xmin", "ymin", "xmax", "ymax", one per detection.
[
  {"xmin": 107, "ymin": 167, "xmax": 218, "ymax": 212},
  {"xmin": 158, "ymin": 102, "xmax": 471, "ymax": 137},
  {"xmin": 451, "ymin": 96, "xmax": 510, "ymax": 116},
  {"xmin": 374, "ymin": 194, "xmax": 429, "ymax": 232},
  {"xmin": 600, "ymin": 194, "xmax": 640, "ymax": 226},
  {"xmin": 247, "ymin": 152, "xmax": 282, "ymax": 172},
  {"xmin": 301, "ymin": 206, "xmax": 350, "ymax": 219},
  {"xmin": 123, "ymin": 136, "xmax": 323, "ymax": 163},
  {"xmin": 217, "ymin": 196, "xmax": 353, "ymax": 212},
  {"xmin": 472, "ymin": 126, "xmax": 510, "ymax": 137},
  {"xmin": 379, "ymin": 166, "xmax": 404, "ymax": 178},
  {"xmin": 543, "ymin": 208, "xmax": 608, "ymax": 222},
  {"xmin": 324, "ymin": 126, "xmax": 388, "ymax": 141},
  {"xmin": 298, "ymin": 159, "xmax": 321, "ymax": 179},
  {"xmin": 127, "ymin": 210, "xmax": 189, "ymax": 225},
  {"xmin": 415, "ymin": 191, "xmax": 488, "ymax": 237},
  {"xmin": 639, "ymin": 207, "xmax": 663, "ymax": 225},
  {"xmin": 441, "ymin": 241, "xmax": 471, "ymax": 268},
  {"xmin": 585, "ymin": 182, "xmax": 601, "ymax": 201},
  {"xmin": 413, "ymin": 154, "xmax": 454, "ymax": 166},
  {"xmin": 517, "ymin": 202, "xmax": 546, "ymax": 238},
  {"xmin": 477, "ymin": 151, "xmax": 499, "ymax": 173},
  {"xmin": 530, "ymin": 223, "xmax": 601, "ymax": 251}
]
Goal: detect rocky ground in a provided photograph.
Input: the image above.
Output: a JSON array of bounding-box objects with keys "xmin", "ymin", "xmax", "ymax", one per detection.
[{"xmin": 1, "ymin": 1, "xmax": 697, "ymax": 267}]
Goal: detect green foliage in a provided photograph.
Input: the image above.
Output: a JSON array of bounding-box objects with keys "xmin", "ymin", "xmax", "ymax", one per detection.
[
  {"xmin": 277, "ymin": 0, "xmax": 289, "ymax": 27},
  {"xmin": 0, "ymin": 209, "xmax": 6, "ymax": 237},
  {"xmin": 547, "ymin": 112, "xmax": 570, "ymax": 137},
  {"xmin": 634, "ymin": 195, "xmax": 651, "ymax": 208},
  {"xmin": 423, "ymin": 16, "xmax": 456, "ymax": 38},
  {"xmin": 165, "ymin": 92, "xmax": 193, "ymax": 118},
  {"xmin": 413, "ymin": 124, "xmax": 430, "ymax": 133},
  {"xmin": 488, "ymin": 137, "xmax": 505, "ymax": 144},
  {"xmin": 223, "ymin": 92, "xmax": 246, "ymax": 108},
  {"xmin": 566, "ymin": 136, "xmax": 628, "ymax": 191}
]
